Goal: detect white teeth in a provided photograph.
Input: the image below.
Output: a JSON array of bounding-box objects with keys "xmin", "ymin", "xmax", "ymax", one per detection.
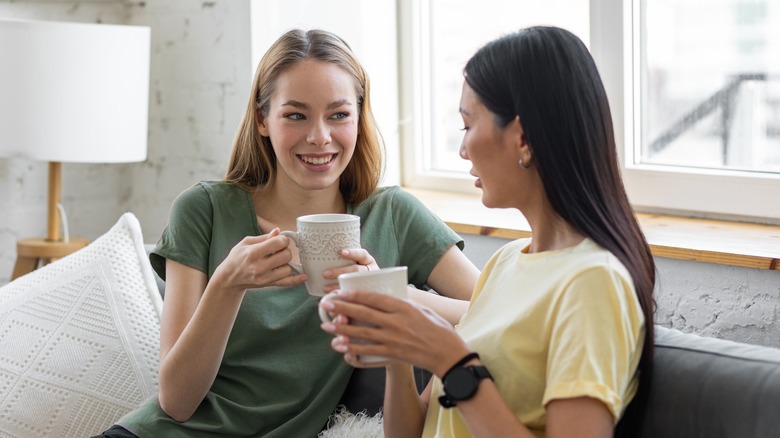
[{"xmin": 301, "ymin": 155, "xmax": 333, "ymax": 165}]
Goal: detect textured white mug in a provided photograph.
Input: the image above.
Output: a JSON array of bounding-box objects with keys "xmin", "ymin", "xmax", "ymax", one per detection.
[
  {"xmin": 320, "ymin": 266, "xmax": 409, "ymax": 363},
  {"xmin": 280, "ymin": 213, "xmax": 361, "ymax": 297}
]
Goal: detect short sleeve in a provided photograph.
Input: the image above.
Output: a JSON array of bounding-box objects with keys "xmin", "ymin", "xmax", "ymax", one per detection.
[
  {"xmin": 388, "ymin": 188, "xmax": 464, "ymax": 287},
  {"xmin": 542, "ymin": 264, "xmax": 645, "ymax": 421},
  {"xmin": 149, "ymin": 183, "xmax": 213, "ymax": 280}
]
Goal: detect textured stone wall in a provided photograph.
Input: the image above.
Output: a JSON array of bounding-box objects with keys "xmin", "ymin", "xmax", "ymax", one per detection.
[
  {"xmin": 461, "ymin": 234, "xmax": 780, "ymax": 348},
  {"xmin": 0, "ymin": 0, "xmax": 251, "ymax": 283},
  {"xmin": 654, "ymin": 257, "xmax": 780, "ymax": 348}
]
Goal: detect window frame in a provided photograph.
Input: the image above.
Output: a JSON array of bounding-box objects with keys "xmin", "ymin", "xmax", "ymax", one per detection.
[
  {"xmin": 595, "ymin": 0, "xmax": 780, "ymax": 223},
  {"xmin": 398, "ymin": 0, "xmax": 483, "ymax": 196},
  {"xmin": 399, "ymin": 0, "xmax": 780, "ymax": 223}
]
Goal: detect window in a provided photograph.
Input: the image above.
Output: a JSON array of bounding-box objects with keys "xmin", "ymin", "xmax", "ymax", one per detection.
[
  {"xmin": 402, "ymin": 0, "xmax": 780, "ymax": 222},
  {"xmin": 399, "ymin": 0, "xmax": 590, "ymax": 193},
  {"xmin": 639, "ymin": 0, "xmax": 779, "ymax": 173}
]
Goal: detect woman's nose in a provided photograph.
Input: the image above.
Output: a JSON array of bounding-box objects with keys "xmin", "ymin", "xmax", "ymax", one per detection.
[
  {"xmin": 459, "ymin": 141, "xmax": 468, "ymax": 160},
  {"xmin": 307, "ymin": 120, "xmax": 332, "ymax": 147}
]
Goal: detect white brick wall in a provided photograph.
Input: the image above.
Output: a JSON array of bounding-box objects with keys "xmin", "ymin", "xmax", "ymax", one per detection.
[{"xmin": 0, "ymin": 0, "xmax": 251, "ymax": 281}]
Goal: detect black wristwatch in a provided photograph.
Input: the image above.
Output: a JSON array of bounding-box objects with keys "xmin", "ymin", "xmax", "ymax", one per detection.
[{"xmin": 439, "ymin": 352, "xmax": 493, "ymax": 408}]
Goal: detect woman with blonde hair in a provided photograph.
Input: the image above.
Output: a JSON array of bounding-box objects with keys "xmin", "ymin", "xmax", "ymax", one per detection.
[{"xmin": 94, "ymin": 28, "xmax": 478, "ymax": 437}]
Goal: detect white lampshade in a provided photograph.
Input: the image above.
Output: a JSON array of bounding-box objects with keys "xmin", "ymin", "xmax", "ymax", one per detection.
[{"xmin": 0, "ymin": 18, "xmax": 150, "ymax": 163}]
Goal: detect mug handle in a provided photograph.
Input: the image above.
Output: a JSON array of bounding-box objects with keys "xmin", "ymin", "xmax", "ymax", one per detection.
[
  {"xmin": 279, "ymin": 230, "xmax": 303, "ymax": 275},
  {"xmin": 318, "ymin": 293, "xmax": 339, "ymax": 323},
  {"xmin": 279, "ymin": 230, "xmax": 298, "ymax": 244}
]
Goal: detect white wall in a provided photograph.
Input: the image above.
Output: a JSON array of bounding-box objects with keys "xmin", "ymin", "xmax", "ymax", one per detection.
[{"xmin": 0, "ymin": 0, "xmax": 252, "ymax": 283}]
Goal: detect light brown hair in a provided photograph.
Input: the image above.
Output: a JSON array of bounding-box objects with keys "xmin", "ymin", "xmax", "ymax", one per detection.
[{"xmin": 225, "ymin": 29, "xmax": 384, "ymax": 204}]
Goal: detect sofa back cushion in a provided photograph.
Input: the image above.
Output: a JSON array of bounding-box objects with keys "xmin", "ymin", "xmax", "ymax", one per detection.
[{"xmin": 623, "ymin": 326, "xmax": 780, "ymax": 438}]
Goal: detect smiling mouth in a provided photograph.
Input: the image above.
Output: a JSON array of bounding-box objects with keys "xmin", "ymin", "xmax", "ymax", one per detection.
[{"xmin": 299, "ymin": 154, "xmax": 335, "ymax": 165}]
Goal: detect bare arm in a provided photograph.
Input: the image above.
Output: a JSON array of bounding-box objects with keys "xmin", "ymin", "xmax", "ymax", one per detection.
[
  {"xmin": 157, "ymin": 230, "xmax": 306, "ymax": 422},
  {"xmin": 382, "ymin": 363, "xmax": 430, "ymax": 438},
  {"xmin": 157, "ymin": 260, "xmax": 244, "ymax": 421},
  {"xmin": 325, "ymin": 245, "xmax": 479, "ymax": 325},
  {"xmin": 409, "ymin": 245, "xmax": 479, "ymax": 325},
  {"xmin": 410, "ymin": 358, "xmax": 612, "ymax": 438},
  {"xmin": 382, "ymin": 245, "xmax": 478, "ymax": 433},
  {"xmin": 545, "ymin": 397, "xmax": 614, "ymax": 438}
]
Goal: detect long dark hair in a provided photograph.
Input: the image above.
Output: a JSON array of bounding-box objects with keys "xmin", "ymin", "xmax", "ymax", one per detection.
[{"xmin": 464, "ymin": 26, "xmax": 655, "ymax": 433}]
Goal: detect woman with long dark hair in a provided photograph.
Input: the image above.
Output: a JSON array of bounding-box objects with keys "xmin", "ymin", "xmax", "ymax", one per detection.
[{"xmin": 321, "ymin": 26, "xmax": 655, "ymax": 437}]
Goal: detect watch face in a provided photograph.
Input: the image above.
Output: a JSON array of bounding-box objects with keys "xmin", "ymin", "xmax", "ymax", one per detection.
[{"xmin": 445, "ymin": 366, "xmax": 478, "ymax": 400}]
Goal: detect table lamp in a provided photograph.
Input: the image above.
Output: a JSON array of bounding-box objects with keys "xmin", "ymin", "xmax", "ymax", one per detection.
[{"xmin": 0, "ymin": 19, "xmax": 150, "ymax": 279}]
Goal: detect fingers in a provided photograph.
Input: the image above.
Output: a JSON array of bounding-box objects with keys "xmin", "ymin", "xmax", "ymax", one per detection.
[
  {"xmin": 323, "ymin": 289, "xmax": 408, "ymax": 314},
  {"xmin": 321, "ymin": 249, "xmax": 378, "ymax": 291},
  {"xmin": 320, "ymin": 292, "xmax": 463, "ymax": 372},
  {"xmin": 331, "ymin": 335, "xmax": 391, "ymax": 368},
  {"xmin": 257, "ymin": 234, "xmax": 293, "ymax": 256},
  {"xmin": 332, "ymin": 249, "xmax": 379, "ymax": 274},
  {"xmin": 322, "ymin": 283, "xmax": 340, "ymax": 294},
  {"xmin": 237, "ymin": 232, "xmax": 293, "ymax": 269},
  {"xmin": 319, "ymin": 297, "xmax": 405, "ymax": 346},
  {"xmin": 242, "ymin": 233, "xmax": 294, "ymax": 267},
  {"xmin": 339, "ymin": 248, "xmax": 375, "ymax": 265},
  {"xmin": 241, "ymin": 227, "xmax": 281, "ymax": 245},
  {"xmin": 224, "ymin": 231, "xmax": 302, "ymax": 289},
  {"xmin": 271, "ymin": 273, "xmax": 307, "ymax": 287}
]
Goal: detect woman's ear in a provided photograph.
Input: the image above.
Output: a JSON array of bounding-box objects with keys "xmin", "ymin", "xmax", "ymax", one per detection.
[
  {"xmin": 257, "ymin": 109, "xmax": 270, "ymax": 137},
  {"xmin": 509, "ymin": 115, "xmax": 530, "ymax": 157}
]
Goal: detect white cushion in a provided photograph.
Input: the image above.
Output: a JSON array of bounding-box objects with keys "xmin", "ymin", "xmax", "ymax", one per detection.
[{"xmin": 0, "ymin": 213, "xmax": 162, "ymax": 437}]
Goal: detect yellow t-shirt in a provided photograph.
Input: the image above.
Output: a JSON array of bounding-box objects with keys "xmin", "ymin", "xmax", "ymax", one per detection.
[{"xmin": 423, "ymin": 238, "xmax": 645, "ymax": 438}]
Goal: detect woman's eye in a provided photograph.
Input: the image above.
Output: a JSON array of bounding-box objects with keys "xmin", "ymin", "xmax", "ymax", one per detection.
[
  {"xmin": 285, "ymin": 113, "xmax": 305, "ymax": 120},
  {"xmin": 331, "ymin": 112, "xmax": 349, "ymax": 120},
  {"xmin": 460, "ymin": 126, "xmax": 469, "ymax": 132}
]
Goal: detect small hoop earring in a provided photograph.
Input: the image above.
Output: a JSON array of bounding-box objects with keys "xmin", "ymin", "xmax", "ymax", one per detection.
[{"xmin": 519, "ymin": 159, "xmax": 530, "ymax": 169}]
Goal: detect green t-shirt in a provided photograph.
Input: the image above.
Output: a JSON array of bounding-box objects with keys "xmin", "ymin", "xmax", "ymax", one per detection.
[{"xmin": 119, "ymin": 182, "xmax": 463, "ymax": 438}]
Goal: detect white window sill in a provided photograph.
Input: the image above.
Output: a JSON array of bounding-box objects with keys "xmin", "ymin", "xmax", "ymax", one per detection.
[{"xmin": 405, "ymin": 187, "xmax": 780, "ymax": 271}]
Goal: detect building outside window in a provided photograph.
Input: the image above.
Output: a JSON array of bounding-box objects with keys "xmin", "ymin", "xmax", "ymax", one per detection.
[{"xmin": 638, "ymin": 0, "xmax": 780, "ymax": 173}]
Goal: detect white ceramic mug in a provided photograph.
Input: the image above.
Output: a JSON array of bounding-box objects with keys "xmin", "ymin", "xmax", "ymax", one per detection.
[
  {"xmin": 280, "ymin": 213, "xmax": 361, "ymax": 297},
  {"xmin": 319, "ymin": 266, "xmax": 409, "ymax": 363}
]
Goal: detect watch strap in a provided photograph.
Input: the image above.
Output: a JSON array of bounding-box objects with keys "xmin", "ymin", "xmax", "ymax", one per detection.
[
  {"xmin": 441, "ymin": 352, "xmax": 480, "ymax": 381},
  {"xmin": 438, "ymin": 354, "xmax": 493, "ymax": 409},
  {"xmin": 472, "ymin": 365, "xmax": 493, "ymax": 381},
  {"xmin": 439, "ymin": 392, "xmax": 459, "ymax": 408}
]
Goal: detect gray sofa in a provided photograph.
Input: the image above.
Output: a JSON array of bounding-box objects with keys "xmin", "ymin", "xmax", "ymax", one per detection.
[
  {"xmin": 625, "ymin": 326, "xmax": 780, "ymax": 437},
  {"xmin": 145, "ymin": 247, "xmax": 780, "ymax": 437}
]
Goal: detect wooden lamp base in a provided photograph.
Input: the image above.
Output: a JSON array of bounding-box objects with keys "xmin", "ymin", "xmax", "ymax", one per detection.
[
  {"xmin": 9, "ymin": 162, "xmax": 89, "ymax": 281},
  {"xmin": 12, "ymin": 237, "xmax": 89, "ymax": 280}
]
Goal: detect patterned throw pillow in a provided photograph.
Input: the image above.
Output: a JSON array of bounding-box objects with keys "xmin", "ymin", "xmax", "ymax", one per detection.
[{"xmin": 0, "ymin": 213, "xmax": 162, "ymax": 437}]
